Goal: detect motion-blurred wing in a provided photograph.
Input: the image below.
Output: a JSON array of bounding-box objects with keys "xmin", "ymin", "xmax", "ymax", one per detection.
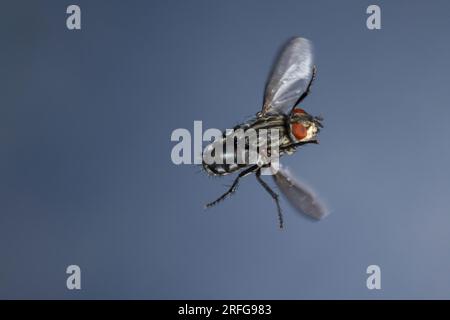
[
  {"xmin": 262, "ymin": 37, "xmax": 314, "ymax": 115},
  {"xmin": 273, "ymin": 166, "xmax": 328, "ymax": 220}
]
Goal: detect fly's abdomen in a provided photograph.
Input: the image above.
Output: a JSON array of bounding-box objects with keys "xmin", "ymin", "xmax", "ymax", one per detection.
[{"xmin": 202, "ymin": 134, "xmax": 248, "ymax": 176}]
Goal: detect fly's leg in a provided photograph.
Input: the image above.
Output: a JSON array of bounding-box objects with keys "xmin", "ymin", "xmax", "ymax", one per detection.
[
  {"xmin": 290, "ymin": 139, "xmax": 319, "ymax": 148},
  {"xmin": 294, "ymin": 65, "xmax": 317, "ymax": 107},
  {"xmin": 205, "ymin": 165, "xmax": 259, "ymax": 209},
  {"xmin": 256, "ymin": 169, "xmax": 284, "ymax": 229},
  {"xmin": 280, "ymin": 139, "xmax": 319, "ymax": 154}
]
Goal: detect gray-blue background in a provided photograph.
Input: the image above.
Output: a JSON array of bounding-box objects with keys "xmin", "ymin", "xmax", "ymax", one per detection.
[{"xmin": 1, "ymin": 0, "xmax": 450, "ymax": 299}]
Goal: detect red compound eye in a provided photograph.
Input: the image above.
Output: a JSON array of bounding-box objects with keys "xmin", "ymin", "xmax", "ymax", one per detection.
[
  {"xmin": 291, "ymin": 123, "xmax": 307, "ymax": 140},
  {"xmin": 291, "ymin": 108, "xmax": 307, "ymax": 140},
  {"xmin": 292, "ymin": 108, "xmax": 306, "ymax": 115}
]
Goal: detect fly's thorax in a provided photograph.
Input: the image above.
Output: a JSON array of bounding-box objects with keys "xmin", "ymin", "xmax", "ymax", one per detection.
[
  {"xmin": 288, "ymin": 108, "xmax": 322, "ymax": 143},
  {"xmin": 201, "ymin": 116, "xmax": 290, "ymax": 175}
]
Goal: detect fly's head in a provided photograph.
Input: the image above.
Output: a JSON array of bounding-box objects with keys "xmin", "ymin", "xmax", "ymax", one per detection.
[{"xmin": 289, "ymin": 108, "xmax": 323, "ymax": 143}]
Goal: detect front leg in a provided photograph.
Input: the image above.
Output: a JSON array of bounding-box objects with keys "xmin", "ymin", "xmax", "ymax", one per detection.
[
  {"xmin": 287, "ymin": 139, "xmax": 319, "ymax": 150},
  {"xmin": 205, "ymin": 165, "xmax": 259, "ymax": 208}
]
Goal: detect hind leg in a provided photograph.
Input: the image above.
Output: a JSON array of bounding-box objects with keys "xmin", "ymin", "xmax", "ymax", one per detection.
[{"xmin": 256, "ymin": 169, "xmax": 284, "ymax": 228}]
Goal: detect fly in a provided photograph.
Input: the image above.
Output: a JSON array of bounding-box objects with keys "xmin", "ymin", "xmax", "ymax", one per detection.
[{"xmin": 202, "ymin": 37, "xmax": 328, "ymax": 228}]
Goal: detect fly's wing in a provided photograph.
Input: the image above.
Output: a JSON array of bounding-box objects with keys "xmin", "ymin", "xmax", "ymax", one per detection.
[
  {"xmin": 272, "ymin": 166, "xmax": 328, "ymax": 220},
  {"xmin": 262, "ymin": 37, "xmax": 314, "ymax": 115}
]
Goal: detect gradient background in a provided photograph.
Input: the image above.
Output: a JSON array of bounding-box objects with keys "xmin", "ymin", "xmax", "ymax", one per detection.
[{"xmin": 1, "ymin": 0, "xmax": 450, "ymax": 299}]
